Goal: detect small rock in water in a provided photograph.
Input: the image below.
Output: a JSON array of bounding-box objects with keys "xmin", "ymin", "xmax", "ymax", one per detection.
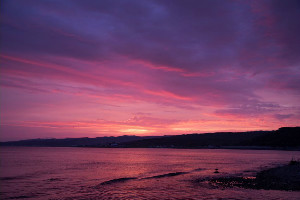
[{"xmin": 214, "ymin": 169, "xmax": 219, "ymax": 173}]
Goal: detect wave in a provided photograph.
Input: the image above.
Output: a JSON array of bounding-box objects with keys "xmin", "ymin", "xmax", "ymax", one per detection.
[
  {"xmin": 96, "ymin": 177, "xmax": 137, "ymax": 186},
  {"xmin": 47, "ymin": 178, "xmax": 64, "ymax": 182},
  {"xmin": 8, "ymin": 195, "xmax": 33, "ymax": 199},
  {"xmin": 0, "ymin": 175, "xmax": 28, "ymax": 181},
  {"xmin": 193, "ymin": 168, "xmax": 204, "ymax": 171},
  {"xmin": 143, "ymin": 172, "xmax": 187, "ymax": 179},
  {"xmin": 0, "ymin": 176, "xmax": 17, "ymax": 181},
  {"xmin": 0, "ymin": 169, "xmax": 60, "ymax": 182},
  {"xmin": 96, "ymin": 170, "xmax": 195, "ymax": 187}
]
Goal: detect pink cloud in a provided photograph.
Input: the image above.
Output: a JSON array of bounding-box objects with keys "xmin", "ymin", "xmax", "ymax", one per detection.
[{"xmin": 1, "ymin": 0, "xmax": 299, "ymax": 141}]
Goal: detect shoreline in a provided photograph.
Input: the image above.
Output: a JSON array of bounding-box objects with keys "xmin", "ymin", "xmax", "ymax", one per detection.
[{"xmin": 196, "ymin": 161, "xmax": 300, "ymax": 191}]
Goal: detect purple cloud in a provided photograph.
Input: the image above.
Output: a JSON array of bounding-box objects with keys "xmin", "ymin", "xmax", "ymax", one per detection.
[{"xmin": 1, "ymin": 0, "xmax": 299, "ymax": 140}]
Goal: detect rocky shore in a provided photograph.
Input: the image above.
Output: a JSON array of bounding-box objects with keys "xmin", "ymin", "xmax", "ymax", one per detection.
[{"xmin": 198, "ymin": 160, "xmax": 300, "ymax": 191}]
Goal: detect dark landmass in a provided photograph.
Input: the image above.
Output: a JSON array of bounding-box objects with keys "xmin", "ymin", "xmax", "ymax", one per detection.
[
  {"xmin": 1, "ymin": 127, "xmax": 299, "ymax": 149},
  {"xmin": 122, "ymin": 131, "xmax": 270, "ymax": 148},
  {"xmin": 241, "ymin": 127, "xmax": 300, "ymax": 147},
  {"xmin": 0, "ymin": 135, "xmax": 161, "ymax": 147},
  {"xmin": 122, "ymin": 127, "xmax": 300, "ymax": 150},
  {"xmin": 198, "ymin": 160, "xmax": 300, "ymax": 191}
]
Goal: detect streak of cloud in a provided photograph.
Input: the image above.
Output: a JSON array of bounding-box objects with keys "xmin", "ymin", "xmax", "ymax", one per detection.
[{"xmin": 1, "ymin": 0, "xmax": 299, "ymax": 140}]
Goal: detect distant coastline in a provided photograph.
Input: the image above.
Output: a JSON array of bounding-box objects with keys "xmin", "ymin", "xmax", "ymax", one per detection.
[{"xmin": 1, "ymin": 127, "xmax": 299, "ymax": 150}]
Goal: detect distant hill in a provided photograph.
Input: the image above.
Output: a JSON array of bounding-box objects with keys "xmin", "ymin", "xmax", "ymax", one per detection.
[
  {"xmin": 121, "ymin": 131, "xmax": 270, "ymax": 148},
  {"xmin": 121, "ymin": 127, "xmax": 300, "ymax": 149},
  {"xmin": 1, "ymin": 127, "xmax": 299, "ymax": 149},
  {"xmin": 240, "ymin": 127, "xmax": 300, "ymax": 147},
  {"xmin": 0, "ymin": 135, "xmax": 160, "ymax": 147}
]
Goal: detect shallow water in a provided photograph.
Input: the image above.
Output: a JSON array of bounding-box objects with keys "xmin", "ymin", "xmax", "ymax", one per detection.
[{"xmin": 0, "ymin": 147, "xmax": 299, "ymax": 199}]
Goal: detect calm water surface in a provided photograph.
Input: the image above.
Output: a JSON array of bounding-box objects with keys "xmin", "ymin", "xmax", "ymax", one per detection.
[{"xmin": 1, "ymin": 147, "xmax": 300, "ymax": 200}]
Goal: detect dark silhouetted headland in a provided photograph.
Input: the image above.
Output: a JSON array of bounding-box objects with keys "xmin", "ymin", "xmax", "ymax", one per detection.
[{"xmin": 121, "ymin": 127, "xmax": 300, "ymax": 150}]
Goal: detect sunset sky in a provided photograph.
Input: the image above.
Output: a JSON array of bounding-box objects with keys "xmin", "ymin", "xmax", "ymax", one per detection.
[{"xmin": 1, "ymin": 0, "xmax": 299, "ymax": 141}]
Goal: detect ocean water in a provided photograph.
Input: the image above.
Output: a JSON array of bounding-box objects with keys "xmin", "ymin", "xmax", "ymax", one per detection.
[{"xmin": 0, "ymin": 147, "xmax": 299, "ymax": 200}]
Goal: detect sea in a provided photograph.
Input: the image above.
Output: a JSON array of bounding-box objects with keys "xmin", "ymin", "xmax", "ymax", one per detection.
[{"xmin": 0, "ymin": 147, "xmax": 300, "ymax": 200}]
